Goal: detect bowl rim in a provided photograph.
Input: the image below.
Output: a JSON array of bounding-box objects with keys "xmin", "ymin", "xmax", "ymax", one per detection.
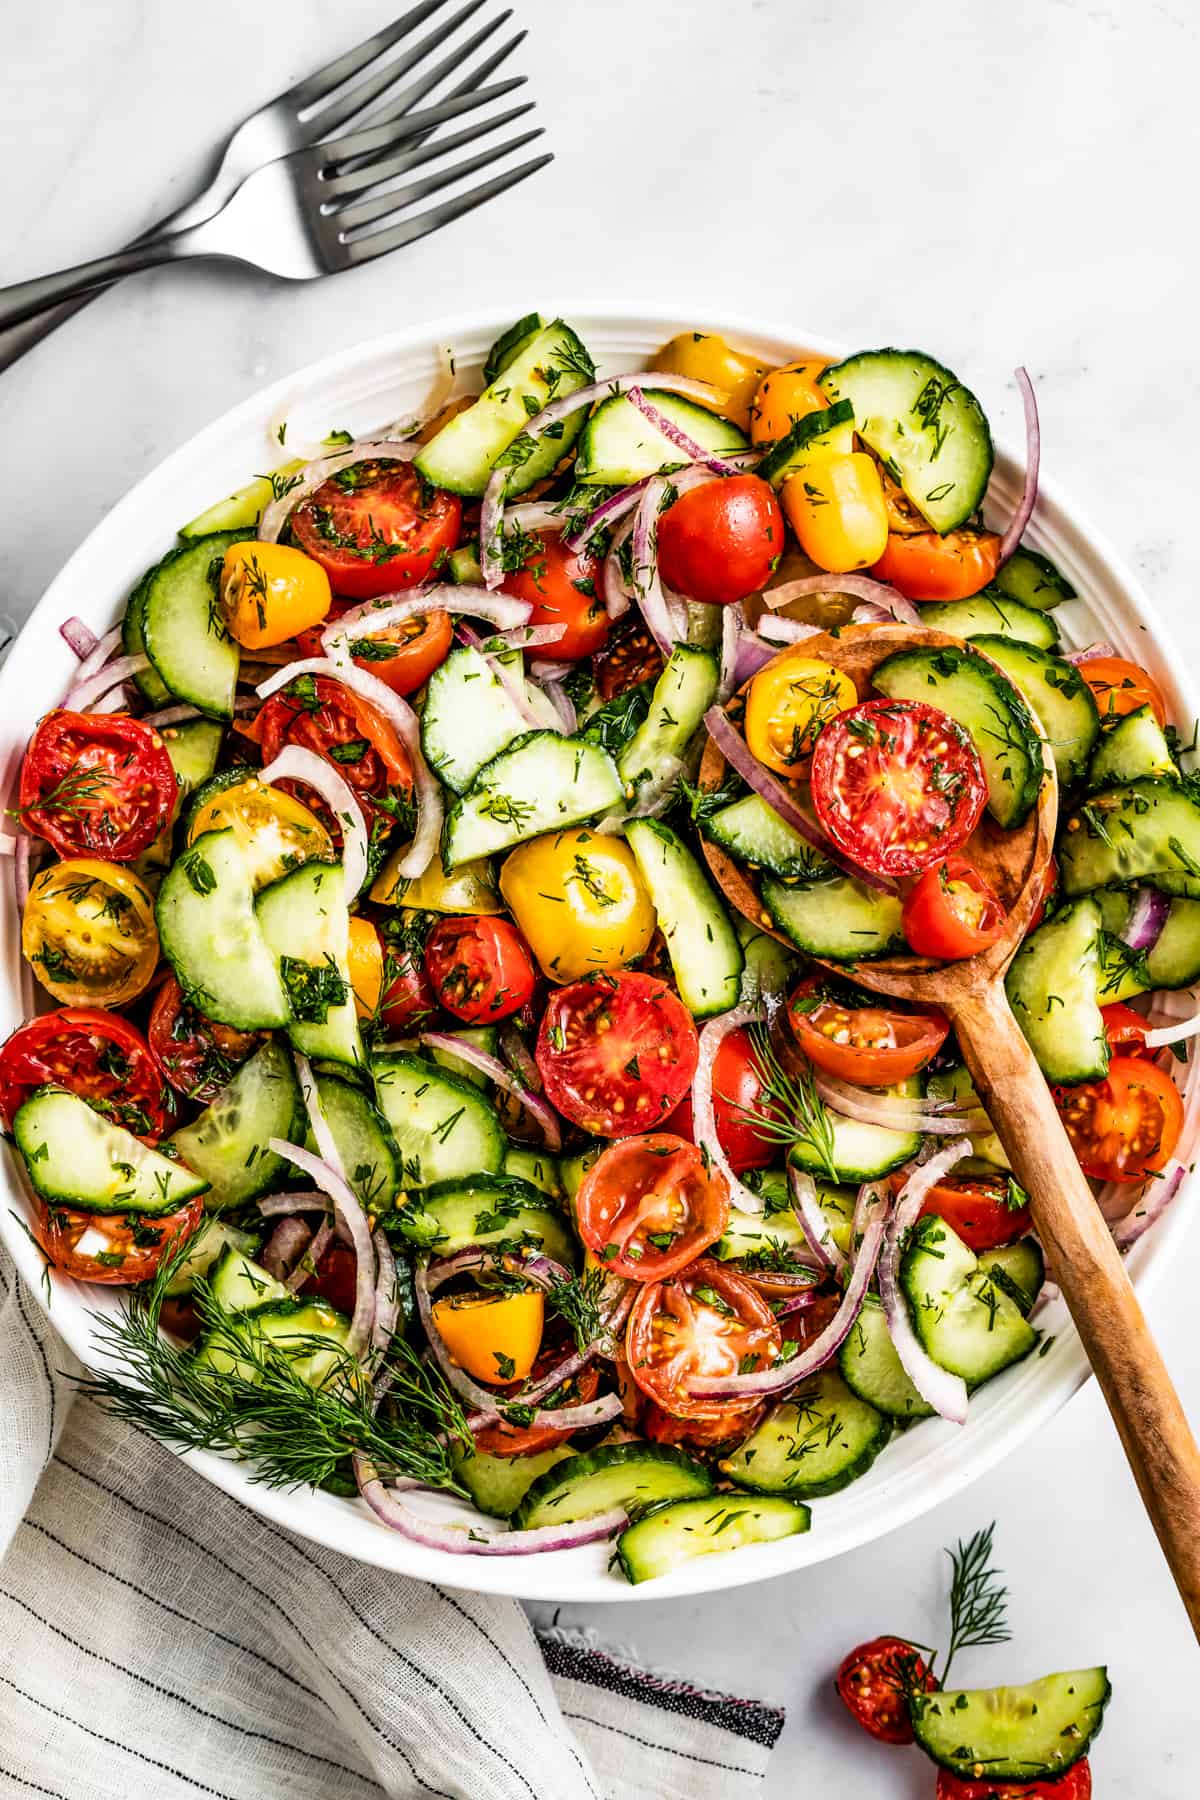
[{"xmin": 2, "ymin": 303, "xmax": 1194, "ymax": 1603}]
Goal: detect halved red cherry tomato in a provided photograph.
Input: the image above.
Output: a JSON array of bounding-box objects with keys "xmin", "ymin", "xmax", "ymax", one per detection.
[
  {"xmin": 871, "ymin": 529, "xmax": 1001, "ymax": 601},
  {"xmin": 657, "ymin": 474, "xmax": 784, "ymax": 606},
  {"xmin": 902, "ymin": 854, "xmax": 1006, "ymax": 960},
  {"xmin": 31, "ymin": 1193, "xmax": 203, "ymax": 1285},
  {"xmin": 536, "ymin": 972, "xmax": 699, "ymax": 1137},
  {"xmin": 835, "ymin": 1635, "xmax": 937, "ymax": 1745},
  {"xmin": 916, "ymin": 1172, "xmax": 1032, "ymax": 1252},
  {"xmin": 1101, "ymin": 1001, "xmax": 1150, "ymax": 1055},
  {"xmin": 1077, "ymin": 654, "xmax": 1167, "ymax": 726},
  {"xmin": 289, "ymin": 460, "xmax": 462, "ymax": 599},
  {"xmin": 592, "ymin": 615, "xmax": 664, "ymax": 699},
  {"xmin": 19, "ymin": 711, "xmax": 176, "ymax": 863},
  {"xmin": 0, "ymin": 1009, "xmax": 173, "ymax": 1138},
  {"xmin": 377, "ymin": 919, "xmax": 439, "ymax": 1034},
  {"xmin": 424, "ymin": 915, "xmax": 536, "ymax": 1024},
  {"xmin": 811, "ymin": 699, "xmax": 987, "ymax": 879},
  {"xmin": 787, "ymin": 975, "xmax": 948, "ymax": 1084},
  {"xmin": 667, "ymin": 1026, "xmax": 779, "ymax": 1173},
  {"xmin": 472, "ymin": 1347, "xmax": 602, "ymax": 1457},
  {"xmin": 297, "ymin": 603, "xmax": 452, "ymax": 696},
  {"xmin": 935, "ymin": 1765, "xmax": 1091, "ymax": 1800},
  {"xmin": 500, "ymin": 530, "xmax": 609, "ymax": 661},
  {"xmin": 575, "ymin": 1133, "xmax": 729, "ymax": 1279},
  {"xmin": 252, "ymin": 673, "xmax": 412, "ymax": 835},
  {"xmin": 301, "ymin": 1238, "xmax": 360, "ymax": 1318},
  {"xmin": 1055, "ymin": 1054, "xmax": 1183, "ymax": 1183},
  {"xmin": 149, "ymin": 975, "xmax": 264, "ymax": 1104},
  {"xmin": 641, "ymin": 1395, "xmax": 764, "ymax": 1449},
  {"xmin": 625, "ymin": 1258, "xmax": 780, "ymax": 1420}
]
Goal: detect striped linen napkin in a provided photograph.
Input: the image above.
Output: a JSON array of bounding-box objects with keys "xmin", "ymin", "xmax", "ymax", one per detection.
[{"xmin": 0, "ymin": 1242, "xmax": 784, "ymax": 1799}]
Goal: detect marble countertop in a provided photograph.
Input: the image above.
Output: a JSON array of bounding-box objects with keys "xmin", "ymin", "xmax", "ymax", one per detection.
[{"xmin": 3, "ymin": 0, "xmax": 1198, "ymax": 1790}]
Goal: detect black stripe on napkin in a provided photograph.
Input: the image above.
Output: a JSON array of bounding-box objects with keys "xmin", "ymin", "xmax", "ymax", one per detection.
[{"xmin": 536, "ymin": 1632, "xmax": 785, "ymax": 1749}]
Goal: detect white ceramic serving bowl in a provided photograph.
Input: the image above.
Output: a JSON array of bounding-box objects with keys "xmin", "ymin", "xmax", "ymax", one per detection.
[{"xmin": 2, "ymin": 310, "xmax": 1195, "ymax": 1603}]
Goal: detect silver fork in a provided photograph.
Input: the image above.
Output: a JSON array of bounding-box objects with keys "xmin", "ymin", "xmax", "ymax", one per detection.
[{"xmin": 0, "ymin": 0, "xmax": 532, "ymax": 365}]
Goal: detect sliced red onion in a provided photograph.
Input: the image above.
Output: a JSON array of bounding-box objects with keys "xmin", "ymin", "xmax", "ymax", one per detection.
[
  {"xmin": 74, "ymin": 624, "xmax": 125, "ymax": 682},
  {"xmin": 321, "ymin": 584, "xmax": 529, "ymax": 658},
  {"xmin": 772, "ymin": 1283, "xmax": 825, "ymax": 1318},
  {"xmin": 1123, "ymin": 887, "xmax": 1170, "ymax": 954},
  {"xmin": 14, "ymin": 835, "xmax": 33, "ymax": 911},
  {"xmin": 63, "ymin": 653, "xmax": 149, "ymax": 712},
  {"xmin": 60, "ymin": 616, "xmax": 99, "ymax": 660},
  {"xmin": 354, "ymin": 1454, "xmax": 626, "ymax": 1555},
  {"xmin": 627, "ymin": 385, "xmax": 750, "ymax": 476},
  {"xmin": 415, "ymin": 1259, "xmax": 515, "ymax": 1419},
  {"xmin": 757, "ymin": 615, "xmax": 824, "ymax": 645},
  {"xmin": 692, "ymin": 1005, "xmax": 774, "ymax": 1218},
  {"xmin": 852, "ymin": 1179, "xmax": 888, "ymax": 1252},
  {"xmin": 504, "ymin": 501, "xmax": 567, "ymax": 534},
  {"xmin": 293, "ymin": 1050, "xmax": 349, "ymax": 1182},
  {"xmin": 733, "ymin": 633, "xmax": 776, "ymax": 686},
  {"xmin": 371, "ymin": 1227, "xmax": 400, "ymax": 1359},
  {"xmin": 257, "ymin": 437, "xmax": 420, "ymax": 543},
  {"xmin": 424, "ymin": 1248, "xmax": 571, "ymax": 1294},
  {"xmin": 1113, "ymin": 1161, "xmax": 1186, "ymax": 1249},
  {"xmin": 997, "ymin": 366, "xmax": 1040, "ymax": 568},
  {"xmin": 257, "ymin": 1189, "xmax": 334, "ymax": 1218},
  {"xmin": 420, "ymin": 1030, "xmax": 562, "ymax": 1149},
  {"xmin": 498, "ymin": 1021, "xmax": 543, "ymax": 1095},
  {"xmin": 1144, "ymin": 1012, "xmax": 1200, "ymax": 1049},
  {"xmin": 1065, "ymin": 641, "xmax": 1118, "ymax": 666},
  {"xmin": 529, "ymin": 657, "xmax": 573, "ymax": 683},
  {"xmin": 477, "ymin": 1392, "xmax": 623, "ymax": 1435},
  {"xmin": 258, "ymin": 743, "xmax": 367, "ymax": 897},
  {"xmin": 262, "ymin": 1216, "xmax": 312, "ymax": 1282},
  {"xmin": 631, "ymin": 476, "xmax": 682, "ymax": 656},
  {"xmin": 790, "ymin": 1165, "xmax": 848, "ymax": 1277},
  {"xmin": 287, "ymin": 1216, "xmax": 334, "ymax": 1293},
  {"xmin": 456, "ymin": 626, "xmax": 547, "ymax": 731},
  {"xmin": 850, "ymin": 602, "xmax": 893, "ymax": 625},
  {"xmin": 0, "ymin": 834, "xmax": 16, "ymax": 857},
  {"xmin": 563, "ymin": 478, "xmax": 651, "ymax": 553},
  {"xmin": 761, "ymin": 574, "xmax": 919, "ymax": 622},
  {"xmin": 703, "ymin": 705, "xmax": 897, "ymax": 895},
  {"xmin": 537, "ymin": 677, "xmax": 577, "ymax": 734},
  {"xmin": 878, "ymin": 1138, "xmax": 973, "ymax": 1424},
  {"xmin": 492, "ymin": 623, "xmax": 568, "ymax": 652},
  {"xmin": 718, "ymin": 604, "xmax": 743, "ymax": 703},
  {"xmin": 268, "ymin": 1137, "xmax": 376, "ymax": 1356},
  {"xmin": 478, "ymin": 372, "xmax": 727, "ymax": 589},
  {"xmin": 603, "ymin": 515, "xmax": 636, "ymax": 621},
  {"xmin": 689, "ymin": 1213, "xmax": 886, "ymax": 1400},
  {"xmin": 260, "ymin": 655, "xmax": 441, "ymax": 881},
  {"xmin": 812, "ymin": 1069, "xmax": 989, "ymax": 1136}
]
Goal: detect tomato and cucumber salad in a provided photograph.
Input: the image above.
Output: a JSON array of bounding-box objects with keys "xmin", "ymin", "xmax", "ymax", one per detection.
[{"xmin": 0, "ymin": 310, "xmax": 1189, "ymax": 1595}]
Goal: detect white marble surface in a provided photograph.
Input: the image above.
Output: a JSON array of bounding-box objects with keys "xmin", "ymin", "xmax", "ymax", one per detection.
[{"xmin": 4, "ymin": 0, "xmax": 1199, "ymax": 1790}]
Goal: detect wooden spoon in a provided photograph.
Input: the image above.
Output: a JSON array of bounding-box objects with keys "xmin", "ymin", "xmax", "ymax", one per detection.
[{"xmin": 701, "ymin": 622, "xmax": 1200, "ymax": 1635}]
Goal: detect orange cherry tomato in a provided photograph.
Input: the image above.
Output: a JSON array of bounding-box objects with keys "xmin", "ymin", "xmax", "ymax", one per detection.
[
  {"xmin": 431, "ymin": 1287, "xmax": 544, "ymax": 1385},
  {"xmin": 871, "ymin": 529, "xmax": 1001, "ymax": 601},
  {"xmin": 787, "ymin": 975, "xmax": 948, "ymax": 1084},
  {"xmin": 1055, "ymin": 1054, "xmax": 1183, "ymax": 1183},
  {"xmin": 1077, "ymin": 655, "xmax": 1167, "ymax": 726},
  {"xmin": 749, "ymin": 359, "xmax": 829, "ymax": 445},
  {"xmin": 297, "ymin": 604, "xmax": 452, "ymax": 696},
  {"xmin": 346, "ymin": 916, "xmax": 385, "ymax": 1018},
  {"xmin": 901, "ymin": 855, "xmax": 1007, "ymax": 961}
]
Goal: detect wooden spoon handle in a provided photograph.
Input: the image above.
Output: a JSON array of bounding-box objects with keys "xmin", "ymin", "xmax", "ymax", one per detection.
[{"xmin": 951, "ymin": 979, "xmax": 1200, "ymax": 1637}]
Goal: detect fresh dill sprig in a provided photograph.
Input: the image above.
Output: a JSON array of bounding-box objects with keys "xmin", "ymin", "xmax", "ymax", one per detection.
[
  {"xmin": 737, "ymin": 1024, "xmax": 839, "ymax": 1182},
  {"xmin": 938, "ymin": 1520, "xmax": 1012, "ymax": 1684},
  {"xmin": 547, "ymin": 1264, "xmax": 607, "ymax": 1354}
]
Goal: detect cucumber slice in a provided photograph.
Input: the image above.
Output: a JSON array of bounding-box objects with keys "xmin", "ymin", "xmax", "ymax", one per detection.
[
  {"xmin": 989, "ymin": 545, "xmax": 1076, "ymax": 610},
  {"xmin": 428, "ymin": 1025, "xmax": 499, "ymax": 1090},
  {"xmin": 714, "ymin": 1182, "xmax": 851, "ymax": 1266},
  {"xmin": 370, "ymin": 842, "xmax": 500, "ymax": 913},
  {"xmin": 511, "ymin": 1442, "xmax": 712, "ymax": 1530},
  {"xmin": 982, "ymin": 1239, "xmax": 1045, "ymax": 1316},
  {"xmin": 1093, "ymin": 888, "xmax": 1200, "ymax": 995},
  {"xmin": 1059, "ymin": 779, "xmax": 1200, "ymax": 897},
  {"xmin": 901, "ymin": 1216, "xmax": 1037, "ymax": 1384},
  {"xmin": 164, "ymin": 1221, "xmax": 262, "ymax": 1297},
  {"xmin": 1087, "ymin": 704, "xmax": 1176, "ymax": 790},
  {"xmin": 442, "ymin": 732, "xmax": 623, "ymax": 869},
  {"xmin": 575, "ymin": 391, "xmax": 748, "ymax": 485},
  {"xmin": 421, "ymin": 645, "xmax": 538, "ymax": 795},
  {"xmin": 762, "ymin": 869, "xmax": 905, "ymax": 961},
  {"xmin": 625, "ymin": 818, "xmax": 743, "ymax": 1016},
  {"xmin": 616, "ymin": 1493, "xmax": 810, "ymax": 1584},
  {"xmin": 910, "ymin": 1667, "xmax": 1110, "ymax": 1781},
  {"xmin": 736, "ymin": 918, "xmax": 800, "ymax": 1002},
  {"xmin": 140, "ymin": 530, "xmax": 247, "ymax": 719},
  {"xmin": 819, "ymin": 349, "xmax": 993, "ymax": 533},
  {"xmin": 158, "ymin": 830, "xmax": 289, "ymax": 1031},
  {"xmin": 704, "ymin": 792, "xmax": 824, "ymax": 879},
  {"xmin": 207, "ymin": 1244, "xmax": 288, "ymax": 1313},
  {"xmin": 451, "ymin": 1444, "xmax": 572, "ymax": 1519},
  {"xmin": 970, "ymin": 637, "xmax": 1099, "ymax": 788},
  {"xmin": 757, "ymin": 401, "xmax": 855, "ymax": 486},
  {"xmin": 399, "ymin": 1175, "xmax": 575, "ymax": 1264},
  {"xmin": 559, "ymin": 1146, "xmax": 601, "ymax": 1209},
  {"xmin": 447, "ymin": 543, "xmax": 484, "ymax": 586},
  {"xmin": 170, "ymin": 1039, "xmax": 305, "ymax": 1209},
  {"xmin": 789, "ymin": 1075, "xmax": 924, "ymax": 1184},
  {"xmin": 178, "ymin": 463, "xmax": 302, "ymax": 538},
  {"xmin": 311, "ymin": 1074, "xmax": 400, "ymax": 1213},
  {"xmin": 482, "ymin": 311, "xmax": 544, "ymax": 384},
  {"xmin": 185, "ymin": 773, "xmax": 333, "ymax": 892},
  {"xmin": 160, "ymin": 718, "xmax": 223, "ymax": 804},
  {"xmin": 256, "ymin": 861, "xmax": 364, "ymax": 1070},
  {"xmin": 194, "ymin": 1296, "xmax": 350, "ymax": 1387},
  {"xmin": 872, "ymin": 644, "xmax": 1043, "ymax": 828},
  {"xmin": 371, "ymin": 1052, "xmax": 503, "ymax": 1188},
  {"xmin": 616, "ymin": 646, "xmax": 718, "ymax": 792},
  {"xmin": 122, "ymin": 561, "xmax": 172, "ymax": 706},
  {"xmin": 1006, "ymin": 898, "xmax": 1107, "ymax": 1083},
  {"xmin": 502, "ymin": 1147, "xmax": 562, "ymax": 1199},
  {"xmin": 415, "ymin": 320, "xmax": 593, "ymax": 498},
  {"xmin": 722, "ymin": 1370, "xmax": 890, "ymax": 1496},
  {"xmin": 839, "ymin": 1294, "xmax": 934, "ymax": 1420},
  {"xmin": 919, "ymin": 594, "xmax": 1060, "ymax": 650},
  {"xmin": 14, "ymin": 1090, "xmax": 208, "ymax": 1215}
]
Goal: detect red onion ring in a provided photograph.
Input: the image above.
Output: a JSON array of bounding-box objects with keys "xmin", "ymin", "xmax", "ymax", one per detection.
[
  {"xmin": 703, "ymin": 705, "xmax": 898, "ymax": 895},
  {"xmin": 424, "ymin": 1247, "xmax": 571, "ymax": 1295},
  {"xmin": 692, "ymin": 1004, "xmax": 776, "ymax": 1219},
  {"xmin": 812, "ymin": 1068, "xmax": 989, "ymax": 1136},
  {"xmin": 287, "ymin": 1216, "xmax": 333, "ymax": 1292},
  {"xmin": 1145, "ymin": 1012, "xmax": 1200, "ymax": 1049},
  {"xmin": 733, "ymin": 633, "xmax": 776, "ymax": 686},
  {"xmin": 257, "ymin": 745, "xmax": 368, "ymax": 897},
  {"xmin": 757, "ymin": 615, "xmax": 825, "ymax": 646},
  {"xmin": 563, "ymin": 478, "xmax": 651, "ymax": 553},
  {"xmin": 529, "ymin": 658, "xmax": 573, "ymax": 683},
  {"xmin": 790, "ymin": 1165, "xmax": 848, "ymax": 1276},
  {"xmin": 718, "ymin": 604, "xmax": 743, "ymax": 702},
  {"xmin": 492, "ymin": 624, "xmax": 568, "ymax": 652},
  {"xmin": 63, "ymin": 653, "xmax": 149, "ymax": 712},
  {"xmin": 354, "ymin": 1454, "xmax": 626, "ymax": 1555},
  {"xmin": 455, "ymin": 625, "xmax": 548, "ymax": 731},
  {"xmin": 257, "ymin": 437, "xmax": 420, "ymax": 544},
  {"xmin": 627, "ymin": 386, "xmax": 752, "ymax": 476},
  {"xmin": 60, "ymin": 617, "xmax": 100, "ymax": 660},
  {"xmin": 1112, "ymin": 1161, "xmax": 1186, "ymax": 1250},
  {"xmin": 1122, "ymin": 887, "xmax": 1170, "ymax": 954},
  {"xmin": 877, "ymin": 1138, "xmax": 973, "ymax": 1423},
  {"xmin": 498, "ymin": 1021, "xmax": 543, "ymax": 1094},
  {"xmin": 419, "ymin": 1031, "xmax": 562, "ymax": 1149},
  {"xmin": 631, "ymin": 476, "xmax": 682, "ymax": 656},
  {"xmin": 262, "ymin": 1216, "xmax": 312, "ymax": 1282},
  {"xmin": 762, "ymin": 574, "xmax": 919, "ymax": 622},
  {"xmin": 257, "ymin": 1190, "xmax": 334, "ymax": 1218},
  {"xmin": 371, "ymin": 1227, "xmax": 400, "ymax": 1360},
  {"xmin": 603, "ymin": 515, "xmax": 636, "ymax": 621},
  {"xmin": 1065, "ymin": 641, "xmax": 1118, "ymax": 666},
  {"xmin": 268, "ymin": 1137, "xmax": 376, "ymax": 1357},
  {"xmin": 997, "ymin": 367, "xmax": 1040, "ymax": 568},
  {"xmin": 537, "ymin": 677, "xmax": 577, "ymax": 734},
  {"xmin": 321, "ymin": 584, "xmax": 530, "ymax": 660},
  {"xmin": 14, "ymin": 835, "xmax": 33, "ymax": 911}
]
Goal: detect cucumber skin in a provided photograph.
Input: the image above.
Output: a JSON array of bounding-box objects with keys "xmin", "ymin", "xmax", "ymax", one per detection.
[
  {"xmin": 971, "ymin": 636, "xmax": 1099, "ymax": 788},
  {"xmin": 511, "ymin": 1442, "xmax": 712, "ymax": 1530},
  {"xmin": 721, "ymin": 1372, "xmax": 890, "ymax": 1498},
  {"xmin": 624, "ymin": 818, "xmax": 743, "ymax": 1017},
  {"xmin": 615, "ymin": 1494, "xmax": 810, "ymax": 1584},
  {"xmin": 141, "ymin": 530, "xmax": 249, "ymax": 721},
  {"xmin": 909, "ymin": 1667, "xmax": 1110, "ymax": 1781}
]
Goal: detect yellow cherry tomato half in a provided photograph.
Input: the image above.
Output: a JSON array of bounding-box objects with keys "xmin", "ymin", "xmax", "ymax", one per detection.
[
  {"xmin": 220, "ymin": 541, "xmax": 332, "ymax": 651},
  {"xmin": 23, "ymin": 858, "xmax": 159, "ymax": 1007},
  {"xmin": 370, "ymin": 840, "xmax": 502, "ymax": 913},
  {"xmin": 500, "ymin": 829, "xmax": 656, "ymax": 983},
  {"xmin": 188, "ymin": 775, "xmax": 333, "ymax": 889},
  {"xmin": 780, "ymin": 452, "xmax": 889, "ymax": 573},
  {"xmin": 749, "ymin": 359, "xmax": 830, "ymax": 445},
  {"xmin": 745, "ymin": 654, "xmax": 859, "ymax": 779},
  {"xmin": 650, "ymin": 332, "xmax": 768, "ymax": 430},
  {"xmin": 346, "ymin": 915, "xmax": 384, "ymax": 1018},
  {"xmin": 431, "ymin": 1288, "xmax": 545, "ymax": 1385}
]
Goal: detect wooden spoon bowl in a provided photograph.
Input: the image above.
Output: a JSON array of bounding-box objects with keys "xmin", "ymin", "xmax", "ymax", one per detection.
[{"xmin": 701, "ymin": 619, "xmax": 1200, "ymax": 1637}]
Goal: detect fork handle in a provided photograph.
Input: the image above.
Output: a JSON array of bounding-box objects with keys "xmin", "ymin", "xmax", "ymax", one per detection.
[
  {"xmin": 0, "ymin": 233, "xmax": 205, "ymax": 334},
  {"xmin": 950, "ymin": 978, "xmax": 1200, "ymax": 1637}
]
